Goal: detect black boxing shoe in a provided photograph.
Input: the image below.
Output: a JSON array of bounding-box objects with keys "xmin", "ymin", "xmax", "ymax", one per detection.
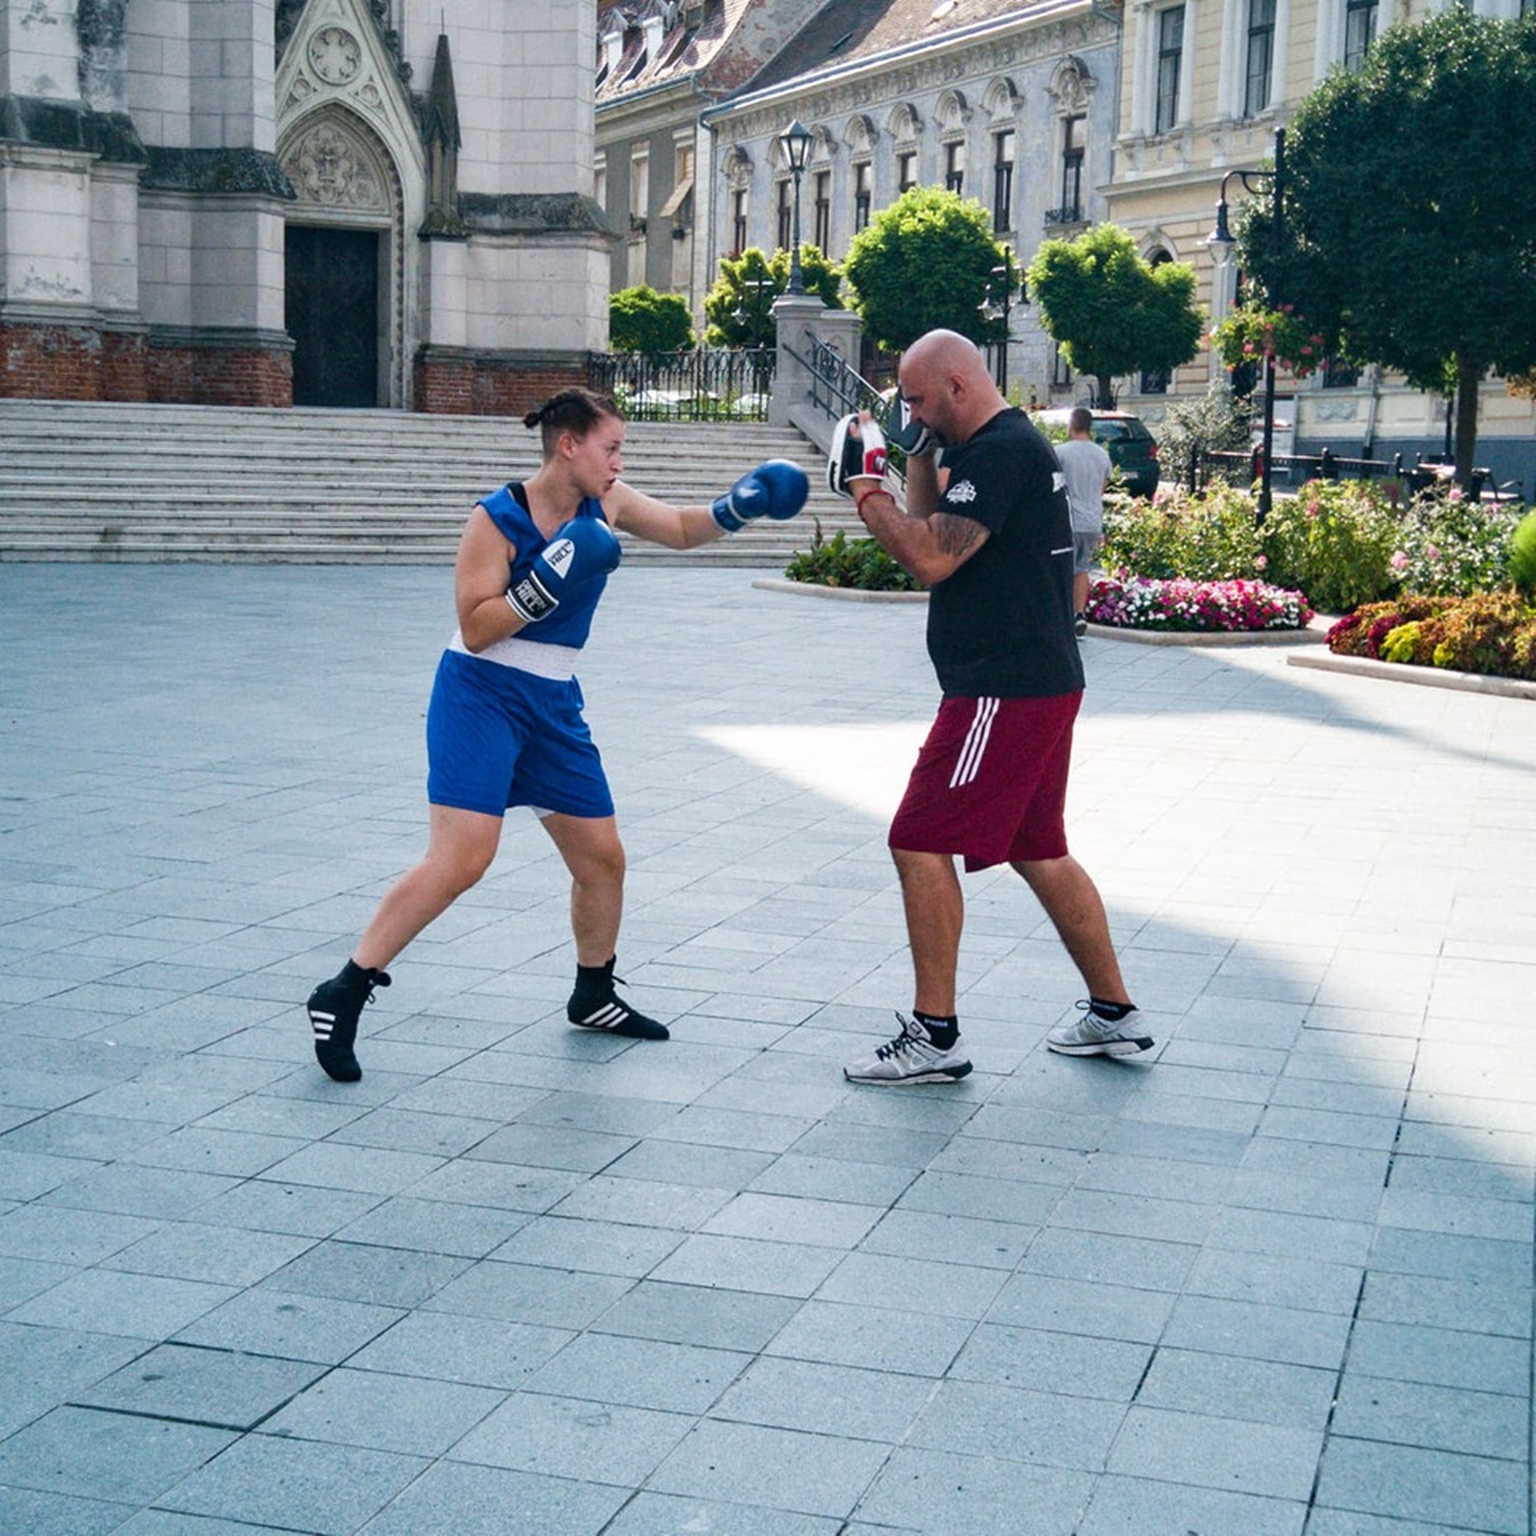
[
  {"xmin": 306, "ymin": 961, "xmax": 390, "ymax": 1082},
  {"xmin": 567, "ymin": 958, "xmax": 669, "ymax": 1041}
]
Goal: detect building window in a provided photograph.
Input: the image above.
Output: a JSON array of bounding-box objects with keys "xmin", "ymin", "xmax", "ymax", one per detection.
[
  {"xmin": 629, "ymin": 151, "xmax": 649, "ymax": 227},
  {"xmin": 992, "ymin": 130, "xmax": 1014, "ymax": 233},
  {"xmin": 1155, "ymin": 6, "xmax": 1185, "ymax": 134},
  {"xmin": 1244, "ymin": 0, "xmax": 1277, "ymax": 117},
  {"xmin": 944, "ymin": 140, "xmax": 965, "ymax": 194},
  {"xmin": 897, "ymin": 149, "xmax": 918, "ymax": 193},
  {"xmin": 1140, "ymin": 251, "xmax": 1174, "ymax": 394},
  {"xmin": 731, "ymin": 187, "xmax": 748, "ymax": 256},
  {"xmin": 813, "ymin": 169, "xmax": 831, "ymax": 252},
  {"xmin": 776, "ymin": 178, "xmax": 792, "ymax": 251},
  {"xmin": 1344, "ymin": 0, "xmax": 1377, "ymax": 70},
  {"xmin": 1052, "ymin": 345, "xmax": 1074, "ymax": 388},
  {"xmin": 853, "ymin": 160, "xmax": 872, "ymax": 231},
  {"xmin": 1059, "ymin": 115, "xmax": 1085, "ymax": 222}
]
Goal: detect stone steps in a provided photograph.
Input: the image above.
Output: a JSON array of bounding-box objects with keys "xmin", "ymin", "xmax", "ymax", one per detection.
[{"xmin": 0, "ymin": 401, "xmax": 856, "ymax": 564}]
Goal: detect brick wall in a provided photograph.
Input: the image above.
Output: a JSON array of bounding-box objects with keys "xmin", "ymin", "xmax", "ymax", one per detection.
[
  {"xmin": 0, "ymin": 323, "xmax": 105, "ymax": 400},
  {"xmin": 416, "ymin": 348, "xmax": 588, "ymax": 418},
  {"xmin": 0, "ymin": 322, "xmax": 291, "ymax": 406},
  {"xmin": 147, "ymin": 344, "xmax": 292, "ymax": 408}
]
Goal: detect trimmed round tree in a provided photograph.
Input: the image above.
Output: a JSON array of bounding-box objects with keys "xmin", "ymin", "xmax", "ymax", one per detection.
[
  {"xmin": 609, "ymin": 285, "xmax": 696, "ymax": 354},
  {"xmin": 1027, "ymin": 223, "xmax": 1203, "ymax": 409},
  {"xmin": 844, "ymin": 187, "xmax": 1011, "ymax": 353},
  {"xmin": 702, "ymin": 245, "xmax": 842, "ymax": 348}
]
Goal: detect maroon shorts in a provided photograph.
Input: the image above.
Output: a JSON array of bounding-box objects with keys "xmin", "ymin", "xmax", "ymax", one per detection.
[{"xmin": 888, "ymin": 692, "xmax": 1081, "ymax": 872}]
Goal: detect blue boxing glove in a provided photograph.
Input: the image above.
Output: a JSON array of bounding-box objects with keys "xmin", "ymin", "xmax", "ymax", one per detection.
[
  {"xmin": 710, "ymin": 459, "xmax": 810, "ymax": 532},
  {"xmin": 506, "ymin": 516, "xmax": 621, "ymax": 624}
]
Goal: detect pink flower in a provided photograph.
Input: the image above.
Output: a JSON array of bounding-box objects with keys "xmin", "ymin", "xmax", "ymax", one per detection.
[
  {"xmin": 1448, "ymin": 487, "xmax": 1463, "ymax": 502},
  {"xmin": 1255, "ymin": 554, "xmax": 1268, "ymax": 570},
  {"xmin": 1427, "ymin": 545, "xmax": 1441, "ymax": 560},
  {"xmin": 1390, "ymin": 551, "xmax": 1409, "ymax": 571}
]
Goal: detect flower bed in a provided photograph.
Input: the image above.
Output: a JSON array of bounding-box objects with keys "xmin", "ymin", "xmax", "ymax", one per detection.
[
  {"xmin": 1086, "ymin": 575, "xmax": 1314, "ymax": 633},
  {"xmin": 1326, "ymin": 592, "xmax": 1536, "ymax": 681}
]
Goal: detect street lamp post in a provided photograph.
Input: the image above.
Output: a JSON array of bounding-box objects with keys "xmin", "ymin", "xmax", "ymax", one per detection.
[
  {"xmin": 979, "ymin": 259, "xmax": 1017, "ymax": 393},
  {"xmin": 1207, "ymin": 127, "xmax": 1286, "ymax": 522},
  {"xmin": 732, "ymin": 276, "xmax": 775, "ymax": 348},
  {"xmin": 778, "ymin": 119, "xmax": 812, "ymax": 296}
]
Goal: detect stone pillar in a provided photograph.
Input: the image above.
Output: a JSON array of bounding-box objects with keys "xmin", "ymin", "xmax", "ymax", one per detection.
[{"xmin": 768, "ymin": 294, "xmax": 864, "ymax": 451}]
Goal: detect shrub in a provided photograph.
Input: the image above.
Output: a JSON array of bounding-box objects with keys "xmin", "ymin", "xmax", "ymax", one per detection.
[
  {"xmin": 1327, "ymin": 592, "xmax": 1536, "ymax": 680},
  {"xmin": 783, "ymin": 524, "xmax": 920, "ymax": 592},
  {"xmin": 1389, "ymin": 489, "xmax": 1523, "ymax": 596},
  {"xmin": 1508, "ymin": 509, "xmax": 1536, "ymax": 597},
  {"xmin": 1260, "ymin": 480, "xmax": 1400, "ymax": 612},
  {"xmin": 1101, "ymin": 481, "xmax": 1264, "ymax": 582},
  {"xmin": 609, "ymin": 285, "xmax": 696, "ymax": 354},
  {"xmin": 1155, "ymin": 383, "xmax": 1253, "ymax": 488}
]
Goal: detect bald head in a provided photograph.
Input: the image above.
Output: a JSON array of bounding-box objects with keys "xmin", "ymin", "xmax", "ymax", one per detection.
[{"xmin": 897, "ymin": 329, "xmax": 1007, "ymax": 448}]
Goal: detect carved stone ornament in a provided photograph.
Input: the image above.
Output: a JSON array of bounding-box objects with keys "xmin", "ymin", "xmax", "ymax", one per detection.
[
  {"xmin": 308, "ymin": 26, "xmax": 363, "ymax": 85},
  {"xmin": 284, "ymin": 120, "xmax": 387, "ymax": 211}
]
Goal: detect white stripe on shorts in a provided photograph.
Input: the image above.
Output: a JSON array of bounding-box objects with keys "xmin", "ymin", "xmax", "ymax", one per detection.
[{"xmin": 950, "ymin": 696, "xmax": 1000, "ymax": 789}]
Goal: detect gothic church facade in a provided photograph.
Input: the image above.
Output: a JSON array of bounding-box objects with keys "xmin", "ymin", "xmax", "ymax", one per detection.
[{"xmin": 0, "ymin": 0, "xmax": 615, "ymax": 411}]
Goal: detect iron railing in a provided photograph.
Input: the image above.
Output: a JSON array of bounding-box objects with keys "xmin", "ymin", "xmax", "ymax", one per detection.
[
  {"xmin": 794, "ymin": 335, "xmax": 888, "ymax": 424},
  {"xmin": 588, "ymin": 348, "xmax": 775, "ymax": 422},
  {"xmin": 1198, "ymin": 447, "xmax": 1522, "ymax": 502}
]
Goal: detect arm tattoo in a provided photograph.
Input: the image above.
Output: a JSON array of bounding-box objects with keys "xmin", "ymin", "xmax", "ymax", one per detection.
[{"xmin": 930, "ymin": 512, "xmax": 985, "ymax": 559}]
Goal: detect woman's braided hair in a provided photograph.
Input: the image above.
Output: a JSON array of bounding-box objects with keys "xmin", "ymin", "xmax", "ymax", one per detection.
[{"xmin": 524, "ymin": 388, "xmax": 623, "ymax": 457}]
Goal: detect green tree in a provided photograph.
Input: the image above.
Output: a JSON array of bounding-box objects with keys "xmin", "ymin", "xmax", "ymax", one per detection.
[
  {"xmin": 702, "ymin": 246, "xmax": 842, "ymax": 348},
  {"xmin": 609, "ymin": 285, "xmax": 696, "ymax": 354},
  {"xmin": 1235, "ymin": 10, "xmax": 1536, "ymax": 486},
  {"xmin": 843, "ymin": 187, "xmax": 1014, "ymax": 353},
  {"xmin": 1027, "ymin": 224, "xmax": 1204, "ymax": 408}
]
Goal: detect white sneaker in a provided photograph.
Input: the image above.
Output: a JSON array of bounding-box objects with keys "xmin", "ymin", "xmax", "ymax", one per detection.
[
  {"xmin": 844, "ymin": 1014, "xmax": 973, "ymax": 1085},
  {"xmin": 1047, "ymin": 1001, "xmax": 1154, "ymax": 1057}
]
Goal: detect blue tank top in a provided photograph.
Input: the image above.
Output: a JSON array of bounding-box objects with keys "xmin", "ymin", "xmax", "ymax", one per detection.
[{"xmin": 477, "ymin": 482, "xmax": 617, "ymax": 650}]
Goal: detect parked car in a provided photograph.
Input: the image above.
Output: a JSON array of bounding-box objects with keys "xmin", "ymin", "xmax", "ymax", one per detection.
[{"xmin": 1034, "ymin": 408, "xmax": 1161, "ymax": 498}]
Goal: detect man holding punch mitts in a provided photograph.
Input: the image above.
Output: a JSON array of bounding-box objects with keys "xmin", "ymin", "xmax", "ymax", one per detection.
[
  {"xmin": 827, "ymin": 331, "xmax": 1150, "ymax": 1085},
  {"xmin": 305, "ymin": 388, "xmax": 808, "ymax": 1082}
]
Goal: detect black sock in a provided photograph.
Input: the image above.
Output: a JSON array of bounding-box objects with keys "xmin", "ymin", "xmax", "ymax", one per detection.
[
  {"xmin": 1090, "ymin": 998, "xmax": 1136, "ymax": 1021},
  {"xmin": 914, "ymin": 1011, "xmax": 959, "ymax": 1049},
  {"xmin": 340, "ymin": 959, "xmax": 373, "ymax": 990},
  {"xmin": 571, "ymin": 957, "xmax": 617, "ymax": 1005}
]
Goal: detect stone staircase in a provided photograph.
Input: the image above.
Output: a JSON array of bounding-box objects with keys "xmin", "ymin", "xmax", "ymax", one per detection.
[{"xmin": 0, "ymin": 400, "xmax": 858, "ymax": 565}]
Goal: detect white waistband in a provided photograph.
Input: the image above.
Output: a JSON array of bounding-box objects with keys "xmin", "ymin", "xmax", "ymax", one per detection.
[{"xmin": 448, "ymin": 631, "xmax": 579, "ymax": 680}]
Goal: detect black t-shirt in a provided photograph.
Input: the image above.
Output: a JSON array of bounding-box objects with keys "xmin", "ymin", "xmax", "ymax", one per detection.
[{"xmin": 925, "ymin": 408, "xmax": 1085, "ymax": 698}]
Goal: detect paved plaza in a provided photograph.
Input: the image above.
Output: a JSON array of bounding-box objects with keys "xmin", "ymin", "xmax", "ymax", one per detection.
[{"xmin": 0, "ymin": 560, "xmax": 1532, "ymax": 1536}]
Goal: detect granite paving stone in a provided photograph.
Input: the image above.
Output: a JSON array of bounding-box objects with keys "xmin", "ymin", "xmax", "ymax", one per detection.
[{"xmin": 0, "ymin": 563, "xmax": 1530, "ymax": 1536}]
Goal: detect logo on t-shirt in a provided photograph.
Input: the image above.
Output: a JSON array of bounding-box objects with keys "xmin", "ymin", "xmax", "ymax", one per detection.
[{"xmin": 945, "ymin": 479, "xmax": 978, "ymax": 505}]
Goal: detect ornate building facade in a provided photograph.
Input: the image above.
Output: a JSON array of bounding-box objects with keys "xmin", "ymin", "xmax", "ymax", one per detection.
[
  {"xmin": 0, "ymin": 0, "xmax": 615, "ymax": 411},
  {"xmin": 1104, "ymin": 0, "xmax": 1535, "ymax": 479},
  {"xmin": 696, "ymin": 0, "xmax": 1121, "ymax": 402}
]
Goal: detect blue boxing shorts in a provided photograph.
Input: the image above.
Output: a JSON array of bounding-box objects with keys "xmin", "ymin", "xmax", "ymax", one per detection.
[{"xmin": 425, "ymin": 649, "xmax": 614, "ymax": 819}]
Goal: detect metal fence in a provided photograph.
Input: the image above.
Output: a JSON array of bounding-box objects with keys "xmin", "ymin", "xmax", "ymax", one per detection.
[
  {"xmin": 1198, "ymin": 447, "xmax": 1523, "ymax": 503},
  {"xmin": 587, "ymin": 348, "xmax": 774, "ymax": 422}
]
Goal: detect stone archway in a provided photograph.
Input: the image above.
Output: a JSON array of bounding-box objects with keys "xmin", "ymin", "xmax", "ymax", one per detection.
[{"xmin": 278, "ymin": 107, "xmax": 405, "ymax": 407}]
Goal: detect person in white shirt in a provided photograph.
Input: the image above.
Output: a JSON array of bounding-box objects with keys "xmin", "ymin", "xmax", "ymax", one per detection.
[{"xmin": 1053, "ymin": 407, "xmax": 1112, "ymax": 636}]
